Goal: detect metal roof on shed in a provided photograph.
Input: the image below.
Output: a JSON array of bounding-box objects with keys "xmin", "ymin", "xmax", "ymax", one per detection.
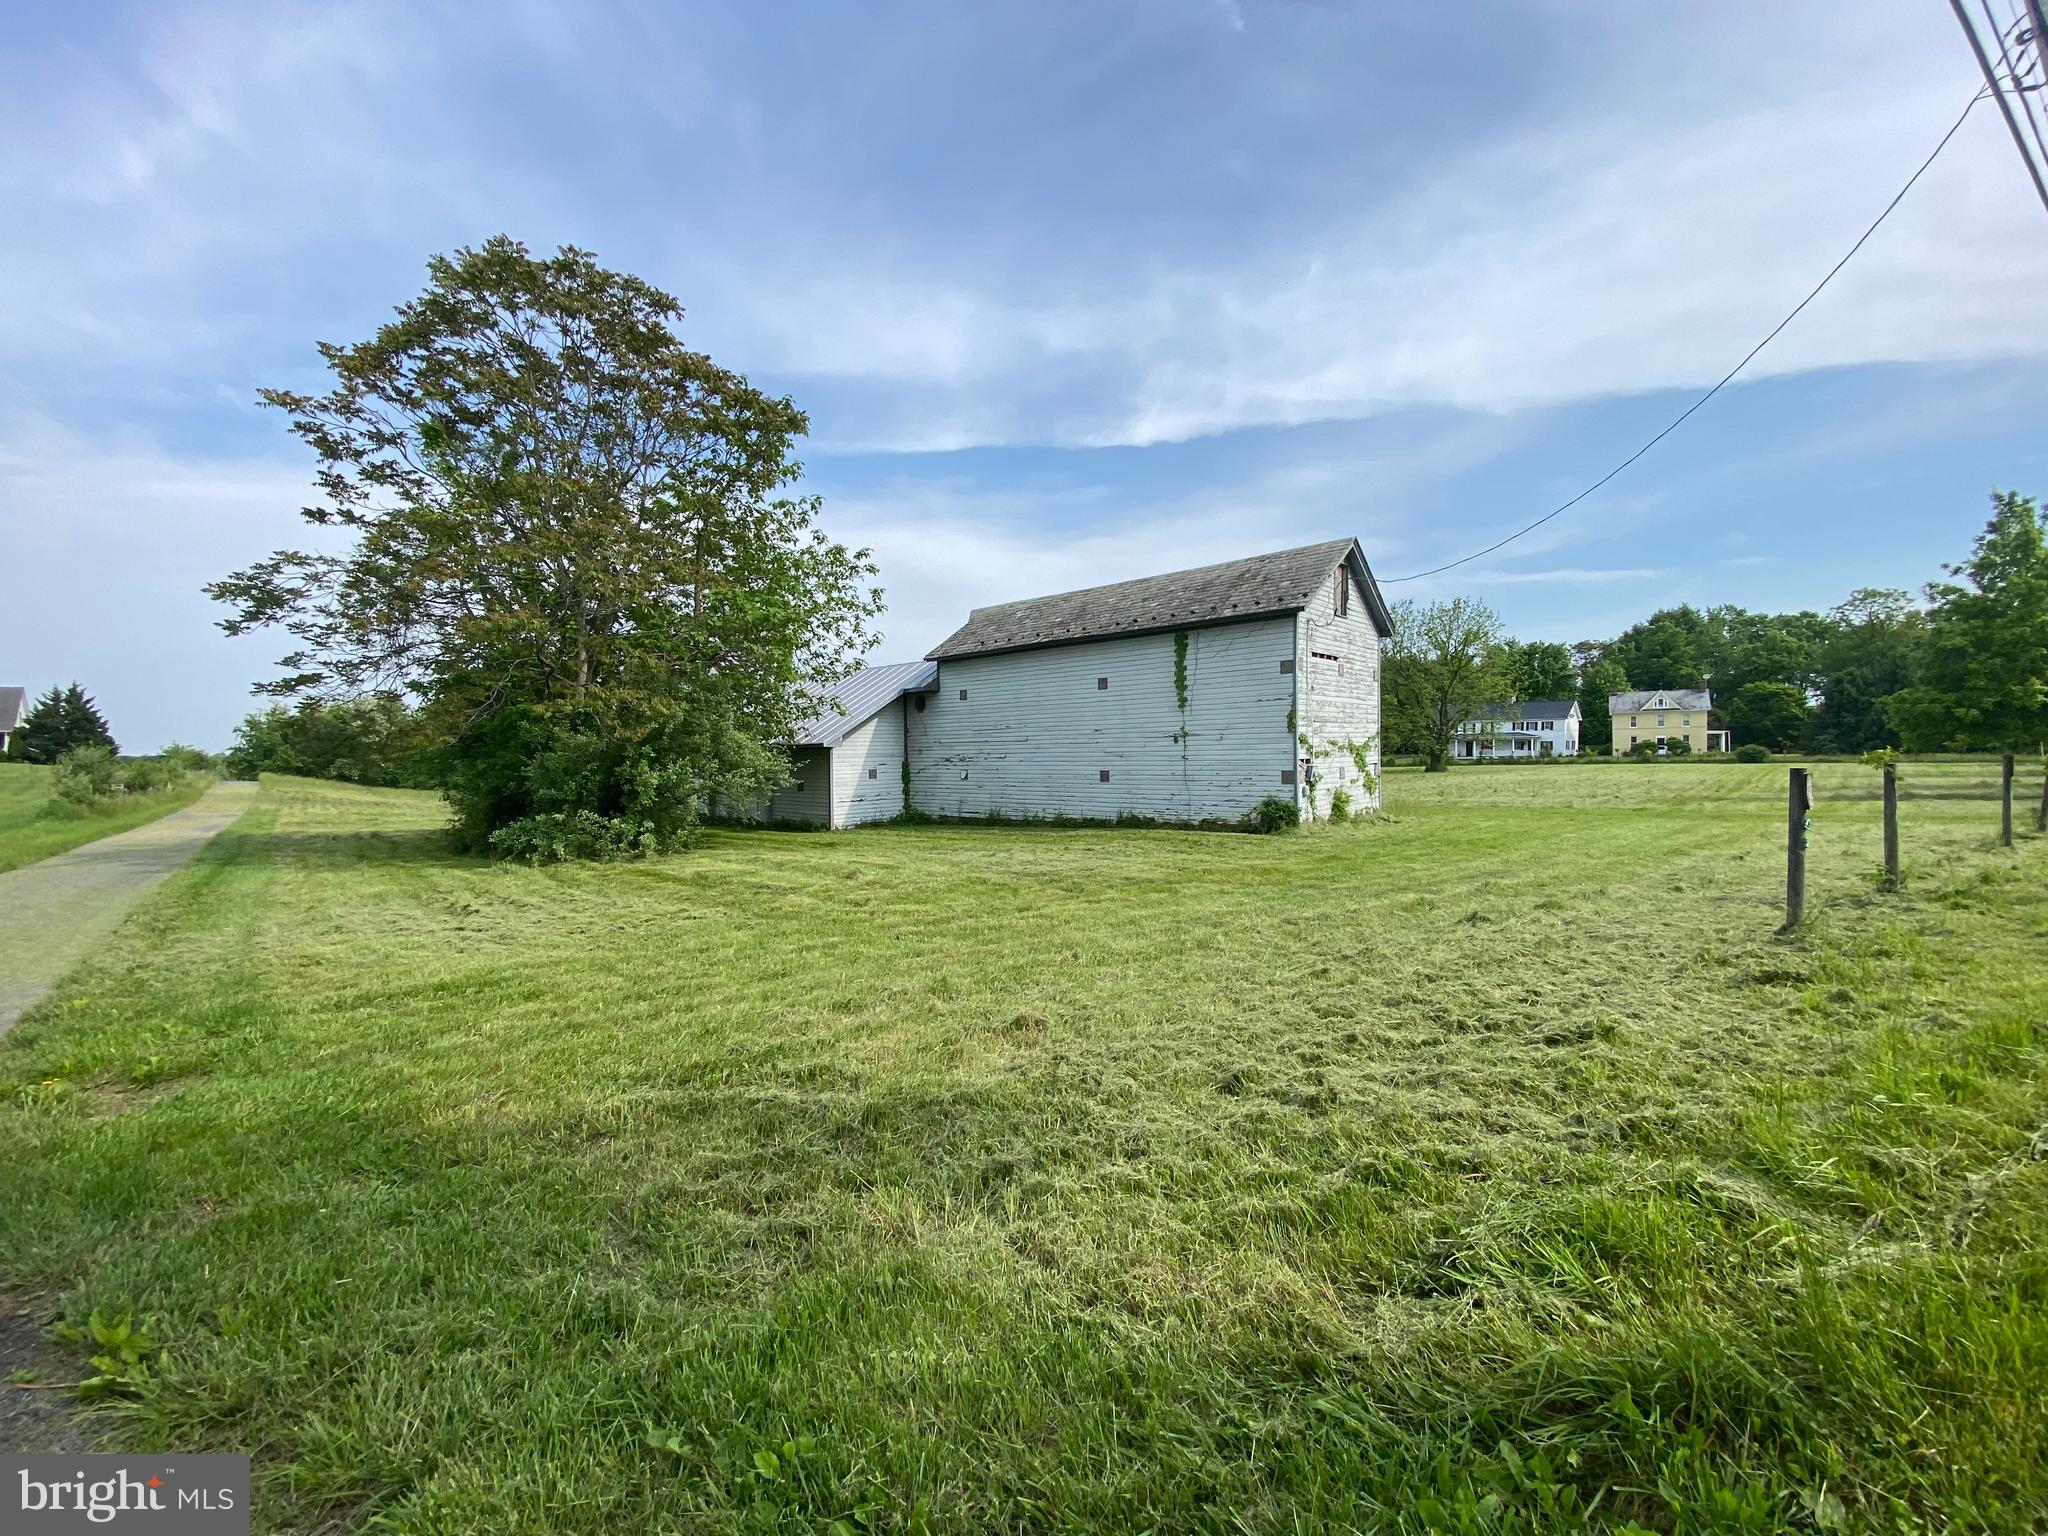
[{"xmin": 792, "ymin": 660, "xmax": 938, "ymax": 747}]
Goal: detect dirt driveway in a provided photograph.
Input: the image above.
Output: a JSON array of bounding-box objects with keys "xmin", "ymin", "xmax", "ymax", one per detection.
[{"xmin": 0, "ymin": 780, "xmax": 257, "ymax": 1036}]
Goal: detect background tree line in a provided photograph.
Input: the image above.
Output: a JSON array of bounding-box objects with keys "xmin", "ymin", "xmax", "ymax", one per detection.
[{"xmin": 1386, "ymin": 491, "xmax": 2047, "ymax": 766}]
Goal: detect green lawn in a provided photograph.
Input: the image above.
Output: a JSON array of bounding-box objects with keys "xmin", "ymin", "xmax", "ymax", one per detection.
[
  {"xmin": 1, "ymin": 763, "xmax": 2043, "ymax": 1533},
  {"xmin": 0, "ymin": 763, "xmax": 213, "ymax": 874}
]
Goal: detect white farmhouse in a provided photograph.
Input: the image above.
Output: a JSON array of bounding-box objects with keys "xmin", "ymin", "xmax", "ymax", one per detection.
[
  {"xmin": 1451, "ymin": 699, "xmax": 1582, "ymax": 759},
  {"xmin": 908, "ymin": 539, "xmax": 1392, "ymax": 823}
]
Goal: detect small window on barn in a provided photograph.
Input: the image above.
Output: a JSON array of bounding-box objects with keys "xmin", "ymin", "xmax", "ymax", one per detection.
[
  {"xmin": 1280, "ymin": 768, "xmax": 1296, "ymax": 786},
  {"xmin": 1097, "ymin": 676, "xmax": 1109, "ymax": 690},
  {"xmin": 1312, "ymin": 650, "xmax": 1338, "ymax": 662},
  {"xmin": 1279, "ymin": 658, "xmax": 1295, "ymax": 674},
  {"xmin": 1098, "ymin": 769, "xmax": 1110, "ymax": 782},
  {"xmin": 792, "ymin": 781, "xmax": 805, "ymax": 792},
  {"xmin": 868, "ymin": 767, "xmax": 878, "ymax": 779},
  {"xmin": 959, "ymin": 688, "xmax": 968, "ymax": 700},
  {"xmin": 1335, "ymin": 573, "xmax": 1350, "ymax": 617}
]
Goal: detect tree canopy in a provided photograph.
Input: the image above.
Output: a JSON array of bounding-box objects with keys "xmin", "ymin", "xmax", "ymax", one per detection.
[
  {"xmin": 1885, "ymin": 492, "xmax": 2047, "ymax": 752},
  {"xmin": 1383, "ymin": 597, "xmax": 1511, "ymax": 772},
  {"xmin": 1438, "ymin": 488, "xmax": 2039, "ymax": 758},
  {"xmin": 208, "ymin": 237, "xmax": 881, "ymax": 856}
]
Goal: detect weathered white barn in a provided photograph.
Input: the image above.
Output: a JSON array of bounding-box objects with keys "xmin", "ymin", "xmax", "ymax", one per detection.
[
  {"xmin": 764, "ymin": 540, "xmax": 1391, "ymax": 828},
  {"xmin": 912, "ymin": 539, "xmax": 1390, "ymax": 822}
]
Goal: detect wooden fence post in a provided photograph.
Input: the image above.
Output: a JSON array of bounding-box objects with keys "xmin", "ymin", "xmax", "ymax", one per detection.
[
  {"xmin": 2037, "ymin": 762, "xmax": 2047, "ymax": 834},
  {"xmin": 1882, "ymin": 765, "xmax": 1899, "ymax": 889},
  {"xmin": 2002, "ymin": 753, "xmax": 2014, "ymax": 848},
  {"xmin": 1782, "ymin": 767, "xmax": 1810, "ymax": 932}
]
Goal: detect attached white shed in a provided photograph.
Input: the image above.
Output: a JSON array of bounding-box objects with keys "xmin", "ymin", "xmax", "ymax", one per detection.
[{"xmin": 758, "ymin": 661, "xmax": 937, "ymax": 828}]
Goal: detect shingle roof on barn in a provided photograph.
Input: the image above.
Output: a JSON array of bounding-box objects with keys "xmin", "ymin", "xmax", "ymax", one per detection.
[
  {"xmin": 926, "ymin": 539, "xmax": 1391, "ymax": 661},
  {"xmin": 0, "ymin": 687, "xmax": 24, "ymax": 733},
  {"xmin": 792, "ymin": 660, "xmax": 938, "ymax": 747},
  {"xmin": 1609, "ymin": 688, "xmax": 1711, "ymax": 713}
]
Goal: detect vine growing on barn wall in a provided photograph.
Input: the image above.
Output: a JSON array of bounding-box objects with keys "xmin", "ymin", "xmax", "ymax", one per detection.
[
  {"xmin": 1172, "ymin": 629, "xmax": 1193, "ymax": 815},
  {"xmin": 901, "ymin": 756, "xmax": 912, "ymax": 815}
]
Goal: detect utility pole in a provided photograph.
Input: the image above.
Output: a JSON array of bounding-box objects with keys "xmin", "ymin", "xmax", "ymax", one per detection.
[{"xmin": 1948, "ymin": 0, "xmax": 2048, "ymax": 217}]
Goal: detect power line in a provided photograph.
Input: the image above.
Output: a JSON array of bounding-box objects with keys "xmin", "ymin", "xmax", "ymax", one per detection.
[{"xmin": 1379, "ymin": 86, "xmax": 1988, "ymax": 586}]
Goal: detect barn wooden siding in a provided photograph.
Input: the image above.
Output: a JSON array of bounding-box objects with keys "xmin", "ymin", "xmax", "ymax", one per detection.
[
  {"xmin": 831, "ymin": 701, "xmax": 908, "ymax": 827},
  {"xmin": 906, "ymin": 618, "xmax": 1297, "ymax": 822},
  {"xmin": 1295, "ymin": 563, "xmax": 1383, "ymax": 815},
  {"xmin": 762, "ymin": 746, "xmax": 832, "ymax": 826}
]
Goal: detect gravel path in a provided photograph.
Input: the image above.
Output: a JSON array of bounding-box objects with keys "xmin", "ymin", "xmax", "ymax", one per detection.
[{"xmin": 0, "ymin": 780, "xmax": 257, "ymax": 1036}]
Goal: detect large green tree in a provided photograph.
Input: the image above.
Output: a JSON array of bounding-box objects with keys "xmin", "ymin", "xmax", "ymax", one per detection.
[
  {"xmin": 1807, "ymin": 588, "xmax": 1922, "ymax": 752},
  {"xmin": 1724, "ymin": 681, "xmax": 1808, "ymax": 752},
  {"xmin": 1608, "ymin": 608, "xmax": 1705, "ymax": 691},
  {"xmin": 13, "ymin": 682, "xmax": 117, "ymax": 763},
  {"xmin": 1503, "ymin": 640, "xmax": 1576, "ymax": 702},
  {"xmin": 1576, "ymin": 656, "xmax": 1629, "ymax": 751},
  {"xmin": 1885, "ymin": 491, "xmax": 2048, "ymax": 752},
  {"xmin": 1384, "ymin": 597, "xmax": 1511, "ymax": 772},
  {"xmin": 225, "ymin": 697, "xmax": 440, "ymax": 787},
  {"xmin": 208, "ymin": 238, "xmax": 881, "ymax": 856}
]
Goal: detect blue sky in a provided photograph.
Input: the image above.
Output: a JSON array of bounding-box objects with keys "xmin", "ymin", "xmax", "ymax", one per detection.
[{"xmin": 4, "ymin": 0, "xmax": 2046, "ymax": 750}]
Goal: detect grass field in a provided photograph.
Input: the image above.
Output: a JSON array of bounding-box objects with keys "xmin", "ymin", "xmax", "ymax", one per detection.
[
  {"xmin": 0, "ymin": 763, "xmax": 213, "ymax": 874},
  {"xmin": 1, "ymin": 762, "xmax": 2043, "ymax": 1533}
]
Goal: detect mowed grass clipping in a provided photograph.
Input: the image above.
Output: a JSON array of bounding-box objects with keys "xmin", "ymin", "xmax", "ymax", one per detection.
[
  {"xmin": 0, "ymin": 762, "xmax": 2044, "ymax": 1533},
  {"xmin": 0, "ymin": 762, "xmax": 213, "ymax": 874}
]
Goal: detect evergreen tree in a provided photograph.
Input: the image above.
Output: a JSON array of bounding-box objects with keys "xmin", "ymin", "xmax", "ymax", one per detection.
[
  {"xmin": 58, "ymin": 683, "xmax": 117, "ymax": 756},
  {"xmin": 13, "ymin": 682, "xmax": 116, "ymax": 762},
  {"xmin": 12, "ymin": 686, "xmax": 65, "ymax": 763}
]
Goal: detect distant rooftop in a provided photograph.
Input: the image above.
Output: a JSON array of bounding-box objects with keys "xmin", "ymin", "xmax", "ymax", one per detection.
[
  {"xmin": 0, "ymin": 687, "xmax": 24, "ymax": 733},
  {"xmin": 927, "ymin": 539, "xmax": 1392, "ymax": 661},
  {"xmin": 1610, "ymin": 688, "xmax": 1710, "ymax": 712},
  {"xmin": 1465, "ymin": 699, "xmax": 1580, "ymax": 724}
]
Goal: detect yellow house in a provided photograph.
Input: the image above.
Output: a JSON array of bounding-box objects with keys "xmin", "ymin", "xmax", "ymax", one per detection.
[{"xmin": 1609, "ymin": 689, "xmax": 1727, "ymax": 753}]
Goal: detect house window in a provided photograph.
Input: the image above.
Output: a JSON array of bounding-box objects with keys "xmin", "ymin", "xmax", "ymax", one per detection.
[
  {"xmin": 1630, "ymin": 715, "xmax": 1638, "ymax": 727},
  {"xmin": 1280, "ymin": 768, "xmax": 1296, "ymax": 785},
  {"xmin": 1681, "ymin": 714, "xmax": 1691, "ymax": 726},
  {"xmin": 1098, "ymin": 769, "xmax": 1110, "ymax": 782},
  {"xmin": 1335, "ymin": 574, "xmax": 1350, "ymax": 618},
  {"xmin": 1097, "ymin": 676, "xmax": 1109, "ymax": 690},
  {"xmin": 1657, "ymin": 714, "xmax": 1666, "ymax": 726},
  {"xmin": 868, "ymin": 767, "xmax": 878, "ymax": 779},
  {"xmin": 1629, "ymin": 736, "xmax": 1637, "ymax": 747}
]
